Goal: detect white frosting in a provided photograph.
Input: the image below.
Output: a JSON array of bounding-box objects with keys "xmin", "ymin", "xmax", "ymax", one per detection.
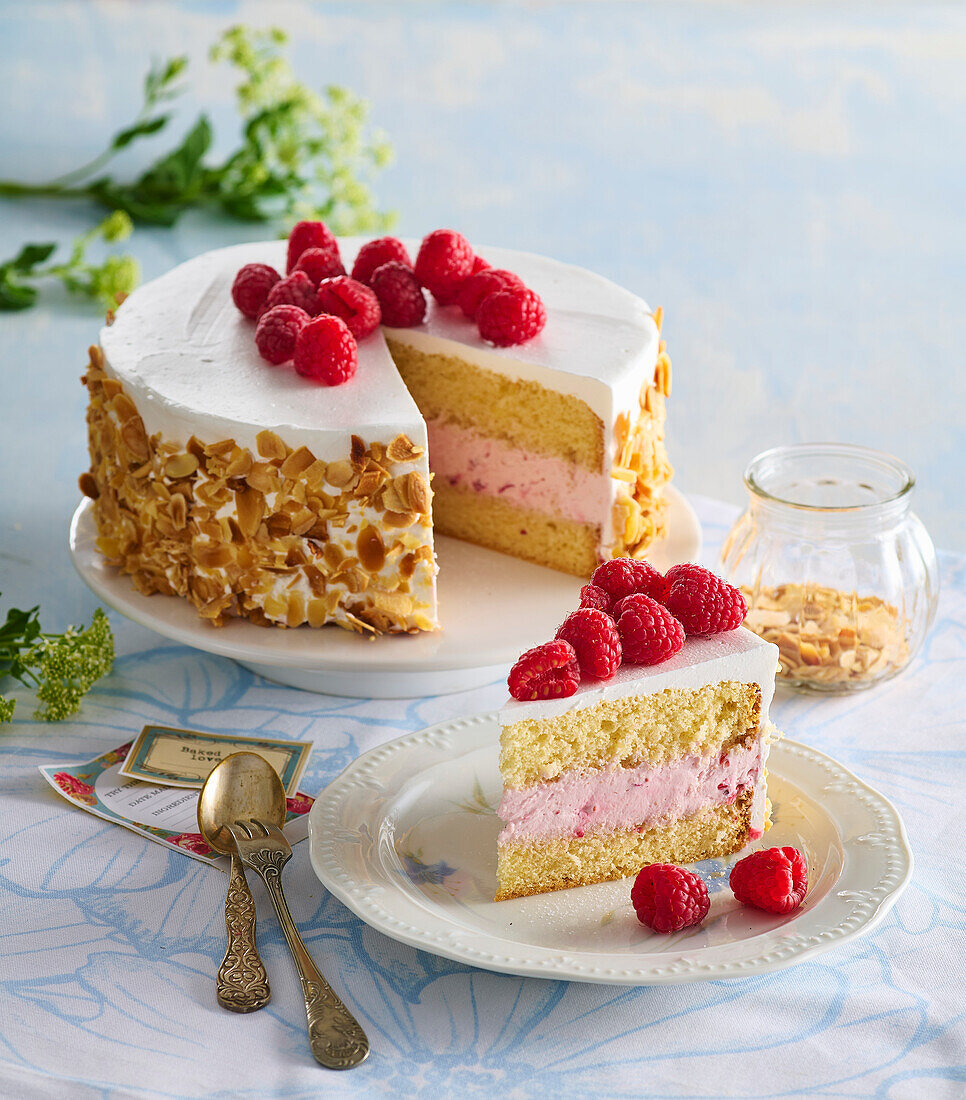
[{"xmin": 500, "ymin": 627, "xmax": 780, "ymax": 725}]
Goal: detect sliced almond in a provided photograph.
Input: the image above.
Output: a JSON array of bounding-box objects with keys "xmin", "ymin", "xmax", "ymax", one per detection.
[{"xmin": 256, "ymin": 429, "xmax": 287, "ymax": 462}]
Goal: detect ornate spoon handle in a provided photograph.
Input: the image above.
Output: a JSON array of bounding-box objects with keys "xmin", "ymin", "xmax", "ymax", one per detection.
[
  {"xmin": 216, "ymin": 853, "xmax": 271, "ymax": 1013},
  {"xmin": 252, "ymin": 859, "xmax": 369, "ymax": 1069}
]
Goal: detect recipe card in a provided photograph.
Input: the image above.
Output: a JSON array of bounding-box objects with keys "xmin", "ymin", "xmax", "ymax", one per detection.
[
  {"xmin": 118, "ymin": 725, "xmax": 312, "ymax": 795},
  {"xmin": 40, "ymin": 741, "xmax": 314, "ymax": 868}
]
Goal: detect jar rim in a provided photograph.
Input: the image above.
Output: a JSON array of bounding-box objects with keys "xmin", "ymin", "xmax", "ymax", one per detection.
[{"xmin": 744, "ymin": 443, "xmax": 915, "ymax": 514}]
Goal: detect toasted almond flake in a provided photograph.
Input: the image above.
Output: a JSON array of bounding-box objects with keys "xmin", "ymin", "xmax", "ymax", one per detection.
[
  {"xmin": 78, "ymin": 471, "xmax": 99, "ymax": 499},
  {"xmin": 266, "ymin": 512, "xmax": 292, "ymax": 538},
  {"xmin": 164, "ymin": 452, "xmax": 199, "ymax": 479},
  {"xmin": 385, "ymin": 433, "xmax": 422, "ymax": 463},
  {"xmin": 652, "ymin": 305, "xmax": 664, "ymax": 332},
  {"xmin": 256, "ymin": 429, "xmax": 287, "ymax": 462},
  {"xmin": 280, "ymin": 445, "xmax": 316, "ymax": 479},
  {"xmin": 356, "ymin": 525, "xmax": 386, "ymax": 573},
  {"xmin": 170, "ymin": 493, "xmax": 188, "ymax": 530},
  {"xmin": 383, "ymin": 510, "xmax": 418, "ymax": 529},
  {"xmin": 120, "ymin": 417, "xmax": 150, "ymax": 462},
  {"xmin": 325, "ymin": 460, "xmax": 356, "ymax": 488},
  {"xmin": 234, "ymin": 487, "xmax": 265, "ymax": 538},
  {"xmin": 307, "ymin": 598, "xmax": 327, "ymax": 628},
  {"xmin": 350, "ymin": 435, "xmax": 367, "ymax": 469}
]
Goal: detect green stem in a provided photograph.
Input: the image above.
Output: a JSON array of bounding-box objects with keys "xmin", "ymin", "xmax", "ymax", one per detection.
[{"xmin": 0, "ymin": 181, "xmax": 93, "ymax": 199}]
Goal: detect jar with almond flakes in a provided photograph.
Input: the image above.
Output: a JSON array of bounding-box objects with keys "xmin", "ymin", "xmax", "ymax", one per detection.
[{"xmin": 718, "ymin": 443, "xmax": 938, "ymax": 693}]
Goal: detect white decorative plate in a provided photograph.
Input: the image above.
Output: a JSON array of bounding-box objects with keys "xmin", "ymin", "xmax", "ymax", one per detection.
[
  {"xmin": 308, "ymin": 715, "xmax": 912, "ymax": 985},
  {"xmin": 68, "ymin": 488, "xmax": 700, "ymax": 698}
]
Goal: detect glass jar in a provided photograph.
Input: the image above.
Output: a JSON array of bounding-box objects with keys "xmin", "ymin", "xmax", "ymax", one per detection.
[{"xmin": 718, "ymin": 443, "xmax": 938, "ymax": 693}]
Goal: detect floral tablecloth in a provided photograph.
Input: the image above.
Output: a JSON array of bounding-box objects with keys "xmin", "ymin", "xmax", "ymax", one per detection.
[{"xmin": 1, "ymin": 497, "xmax": 963, "ymax": 1099}]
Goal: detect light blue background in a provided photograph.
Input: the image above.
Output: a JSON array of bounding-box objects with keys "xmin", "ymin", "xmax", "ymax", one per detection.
[{"xmin": 1, "ymin": 3, "xmax": 965, "ymax": 1097}]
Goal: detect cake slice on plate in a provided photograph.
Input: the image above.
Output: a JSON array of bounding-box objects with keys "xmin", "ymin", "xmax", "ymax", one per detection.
[{"xmin": 496, "ymin": 561, "xmax": 780, "ymax": 901}]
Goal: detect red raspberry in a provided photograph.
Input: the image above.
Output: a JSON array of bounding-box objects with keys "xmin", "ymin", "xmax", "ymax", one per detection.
[
  {"xmin": 471, "ymin": 255, "xmax": 490, "ymax": 273},
  {"xmin": 264, "ymin": 271, "xmax": 319, "ymax": 315},
  {"xmin": 351, "ymin": 237, "xmax": 411, "ymax": 286},
  {"xmin": 295, "ymin": 246, "xmax": 346, "ymax": 284},
  {"xmin": 254, "ymin": 305, "xmax": 310, "ymax": 365},
  {"xmin": 315, "ymin": 276, "xmax": 381, "ymax": 340},
  {"xmin": 631, "ymin": 864, "xmax": 710, "ymax": 934},
  {"xmin": 663, "ymin": 564, "xmax": 747, "ymax": 636},
  {"xmin": 555, "ymin": 608, "xmax": 622, "ymax": 680},
  {"xmin": 730, "ymin": 847, "xmax": 808, "ymax": 915},
  {"xmin": 591, "ymin": 558, "xmax": 667, "ymax": 603},
  {"xmin": 286, "ymin": 220, "xmax": 340, "ymax": 273},
  {"xmin": 414, "ymin": 229, "xmax": 475, "ymax": 305},
  {"xmin": 477, "ymin": 286, "xmax": 547, "ymax": 346},
  {"xmin": 578, "ymin": 583, "xmax": 611, "ymax": 614},
  {"xmin": 507, "ymin": 640, "xmax": 580, "ymax": 702},
  {"xmin": 456, "ymin": 268, "xmax": 526, "ymax": 320},
  {"xmin": 616, "ymin": 594, "xmax": 685, "ymax": 665},
  {"xmin": 370, "ymin": 261, "xmax": 427, "ymax": 327},
  {"xmin": 231, "ymin": 263, "xmax": 281, "ymax": 319},
  {"xmin": 293, "ymin": 315, "xmax": 358, "ymax": 386}
]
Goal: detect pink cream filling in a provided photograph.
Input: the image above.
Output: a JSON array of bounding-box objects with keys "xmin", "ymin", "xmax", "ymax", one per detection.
[
  {"xmin": 426, "ymin": 418, "xmax": 608, "ymax": 526},
  {"xmin": 498, "ymin": 738, "xmax": 765, "ymax": 844}
]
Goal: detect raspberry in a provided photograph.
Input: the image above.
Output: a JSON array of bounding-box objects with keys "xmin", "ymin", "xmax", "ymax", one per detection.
[
  {"xmin": 578, "ymin": 583, "xmax": 612, "ymax": 614},
  {"xmin": 555, "ymin": 608, "xmax": 622, "ymax": 680},
  {"xmin": 616, "ymin": 594, "xmax": 685, "ymax": 665},
  {"xmin": 351, "ymin": 237, "xmax": 411, "ymax": 286},
  {"xmin": 591, "ymin": 558, "xmax": 667, "ymax": 603},
  {"xmin": 295, "ymin": 246, "xmax": 346, "ymax": 284},
  {"xmin": 370, "ymin": 261, "xmax": 427, "ymax": 327},
  {"xmin": 507, "ymin": 640, "xmax": 580, "ymax": 702},
  {"xmin": 471, "ymin": 255, "xmax": 490, "ymax": 273},
  {"xmin": 231, "ymin": 263, "xmax": 281, "ymax": 319},
  {"xmin": 414, "ymin": 229, "xmax": 475, "ymax": 305},
  {"xmin": 264, "ymin": 271, "xmax": 318, "ymax": 315},
  {"xmin": 477, "ymin": 286, "xmax": 547, "ymax": 346},
  {"xmin": 315, "ymin": 276, "xmax": 381, "ymax": 339},
  {"xmin": 663, "ymin": 564, "xmax": 747, "ymax": 636},
  {"xmin": 631, "ymin": 864, "xmax": 710, "ymax": 934},
  {"xmin": 286, "ymin": 220, "xmax": 340, "ymax": 273},
  {"xmin": 254, "ymin": 305, "xmax": 310, "ymax": 365},
  {"xmin": 293, "ymin": 315, "xmax": 358, "ymax": 386},
  {"xmin": 456, "ymin": 268, "xmax": 526, "ymax": 320},
  {"xmin": 730, "ymin": 847, "xmax": 808, "ymax": 915}
]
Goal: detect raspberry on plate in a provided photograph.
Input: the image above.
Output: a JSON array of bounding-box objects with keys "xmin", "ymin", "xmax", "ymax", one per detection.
[
  {"xmin": 631, "ymin": 864, "xmax": 710, "ymax": 934},
  {"xmin": 663, "ymin": 563, "xmax": 747, "ymax": 636},
  {"xmin": 231, "ymin": 262, "xmax": 280, "ymax": 319},
  {"xmin": 351, "ymin": 237, "xmax": 412, "ymax": 286},
  {"xmin": 555, "ymin": 608, "xmax": 622, "ymax": 680},
  {"xmin": 370, "ymin": 261, "xmax": 427, "ymax": 327},
  {"xmin": 295, "ymin": 246, "xmax": 346, "ymax": 284},
  {"xmin": 254, "ymin": 305, "xmax": 310, "ymax": 365},
  {"xmin": 477, "ymin": 286, "xmax": 546, "ymax": 346},
  {"xmin": 286, "ymin": 220, "xmax": 340, "ymax": 273},
  {"xmin": 616, "ymin": 594, "xmax": 685, "ymax": 665},
  {"xmin": 414, "ymin": 229, "xmax": 475, "ymax": 305},
  {"xmin": 315, "ymin": 276, "xmax": 381, "ymax": 339},
  {"xmin": 456, "ymin": 268, "xmax": 525, "ymax": 320},
  {"xmin": 730, "ymin": 846, "xmax": 808, "ymax": 915},
  {"xmin": 578, "ymin": 583, "xmax": 612, "ymax": 614},
  {"xmin": 264, "ymin": 271, "xmax": 319, "ymax": 316},
  {"xmin": 507, "ymin": 640, "xmax": 580, "ymax": 702},
  {"xmin": 293, "ymin": 315, "xmax": 358, "ymax": 386},
  {"xmin": 591, "ymin": 557, "xmax": 667, "ymax": 603}
]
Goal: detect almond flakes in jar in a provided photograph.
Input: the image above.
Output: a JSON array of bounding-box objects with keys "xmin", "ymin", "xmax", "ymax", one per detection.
[{"xmin": 718, "ymin": 444, "xmax": 938, "ymax": 693}]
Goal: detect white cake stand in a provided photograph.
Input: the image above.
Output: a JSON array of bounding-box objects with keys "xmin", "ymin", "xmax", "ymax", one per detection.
[{"xmin": 69, "ymin": 488, "xmax": 701, "ymax": 698}]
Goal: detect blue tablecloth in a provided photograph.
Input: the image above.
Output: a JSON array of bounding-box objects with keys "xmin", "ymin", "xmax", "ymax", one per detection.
[{"xmin": 1, "ymin": 497, "xmax": 963, "ymax": 1098}]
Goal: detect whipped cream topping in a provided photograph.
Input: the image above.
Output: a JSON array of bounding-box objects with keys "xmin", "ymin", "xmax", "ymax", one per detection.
[
  {"xmin": 426, "ymin": 418, "xmax": 611, "ymax": 527},
  {"xmin": 500, "ymin": 627, "xmax": 780, "ymax": 726},
  {"xmin": 498, "ymin": 736, "xmax": 766, "ymax": 844}
]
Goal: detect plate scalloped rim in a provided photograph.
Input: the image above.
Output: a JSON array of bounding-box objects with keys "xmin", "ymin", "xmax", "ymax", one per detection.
[{"xmin": 308, "ymin": 713, "xmax": 913, "ymax": 985}]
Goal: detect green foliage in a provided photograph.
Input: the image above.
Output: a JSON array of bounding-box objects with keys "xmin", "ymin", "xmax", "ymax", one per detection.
[
  {"xmin": 0, "ymin": 600, "xmax": 115, "ymax": 723},
  {"xmin": 0, "ymin": 26, "xmax": 394, "ymax": 233},
  {"xmin": 0, "ymin": 212, "xmax": 139, "ymax": 311}
]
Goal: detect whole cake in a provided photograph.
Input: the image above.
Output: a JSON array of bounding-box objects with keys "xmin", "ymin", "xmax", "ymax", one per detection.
[
  {"xmin": 80, "ymin": 227, "xmax": 672, "ymax": 634},
  {"xmin": 496, "ymin": 560, "xmax": 781, "ymax": 900}
]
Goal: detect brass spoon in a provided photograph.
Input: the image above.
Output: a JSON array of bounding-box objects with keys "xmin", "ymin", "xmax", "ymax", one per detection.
[
  {"xmin": 222, "ymin": 753, "xmax": 369, "ymax": 1069},
  {"xmin": 198, "ymin": 752, "xmax": 273, "ymax": 1012}
]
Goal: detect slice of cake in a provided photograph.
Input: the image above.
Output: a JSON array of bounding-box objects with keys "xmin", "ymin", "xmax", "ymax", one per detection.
[
  {"xmin": 495, "ymin": 562, "xmax": 780, "ymax": 900},
  {"xmin": 81, "ymin": 228, "xmax": 673, "ymax": 633}
]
